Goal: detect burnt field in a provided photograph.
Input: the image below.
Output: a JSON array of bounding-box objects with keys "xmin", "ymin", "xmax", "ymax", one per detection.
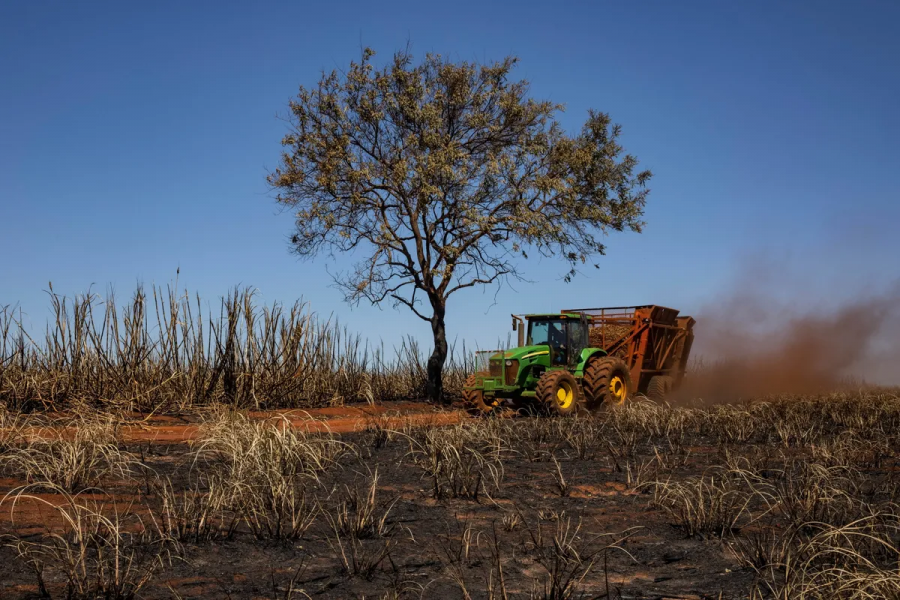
[{"xmin": 2, "ymin": 391, "xmax": 900, "ymax": 599}]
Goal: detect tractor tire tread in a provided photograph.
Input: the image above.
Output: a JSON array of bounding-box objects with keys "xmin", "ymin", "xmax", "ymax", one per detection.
[
  {"xmin": 463, "ymin": 373, "xmax": 494, "ymax": 415},
  {"xmin": 535, "ymin": 370, "xmax": 583, "ymax": 415},
  {"xmin": 583, "ymin": 356, "xmax": 632, "ymax": 406}
]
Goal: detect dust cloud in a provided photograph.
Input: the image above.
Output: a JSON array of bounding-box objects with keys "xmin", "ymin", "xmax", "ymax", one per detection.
[{"xmin": 680, "ymin": 265, "xmax": 900, "ymax": 400}]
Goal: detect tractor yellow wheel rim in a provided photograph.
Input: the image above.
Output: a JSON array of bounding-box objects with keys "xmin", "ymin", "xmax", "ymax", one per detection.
[
  {"xmin": 555, "ymin": 380, "xmax": 574, "ymax": 409},
  {"xmin": 609, "ymin": 376, "xmax": 627, "ymax": 404}
]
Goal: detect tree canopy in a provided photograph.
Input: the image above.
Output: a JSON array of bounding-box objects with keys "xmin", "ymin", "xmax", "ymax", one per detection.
[{"xmin": 269, "ymin": 48, "xmax": 652, "ymax": 401}]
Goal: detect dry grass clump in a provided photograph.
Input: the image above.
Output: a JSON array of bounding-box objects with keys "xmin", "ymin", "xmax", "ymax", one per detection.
[
  {"xmin": 703, "ymin": 403, "xmax": 771, "ymax": 444},
  {"xmin": 154, "ymin": 475, "xmax": 240, "ymax": 543},
  {"xmin": 651, "ymin": 470, "xmax": 754, "ymax": 538},
  {"xmin": 0, "ymin": 404, "xmax": 26, "ymax": 452},
  {"xmin": 320, "ymin": 469, "xmax": 400, "ymax": 580},
  {"xmin": 749, "ymin": 514, "xmax": 900, "ymax": 599},
  {"xmin": 358, "ymin": 411, "xmax": 403, "ymax": 453},
  {"xmin": 192, "ymin": 410, "xmax": 345, "ymax": 540},
  {"xmin": 522, "ymin": 515, "xmax": 635, "ymax": 600},
  {"xmin": 608, "ymin": 397, "xmax": 702, "ymax": 441},
  {"xmin": 731, "ymin": 524, "xmax": 798, "ymax": 572},
  {"xmin": 501, "ymin": 417, "xmax": 567, "ymax": 462},
  {"xmin": 809, "ymin": 431, "xmax": 894, "ymax": 472},
  {"xmin": 770, "ymin": 407, "xmax": 827, "ymax": 448},
  {"xmin": 769, "ymin": 461, "xmax": 863, "ymax": 530},
  {"xmin": 2, "ymin": 416, "xmax": 132, "ymax": 492},
  {"xmin": 324, "ymin": 469, "xmax": 397, "ymax": 539},
  {"xmin": 150, "ymin": 410, "xmax": 348, "ymax": 543},
  {"xmin": 196, "ymin": 409, "xmax": 347, "ymax": 479},
  {"xmin": 2, "ymin": 485, "xmax": 174, "ymax": 599},
  {"xmin": 326, "ymin": 521, "xmax": 398, "ymax": 580},
  {"xmin": 558, "ymin": 417, "xmax": 604, "ymax": 460},
  {"xmin": 435, "ymin": 518, "xmax": 484, "ymax": 594},
  {"xmin": 409, "ymin": 422, "xmax": 505, "ymax": 501},
  {"xmin": 240, "ymin": 471, "xmax": 318, "ymax": 541},
  {"xmin": 438, "ymin": 512, "xmax": 635, "ymax": 600}
]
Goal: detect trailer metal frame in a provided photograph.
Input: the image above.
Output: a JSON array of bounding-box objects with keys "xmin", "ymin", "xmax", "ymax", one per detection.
[{"xmin": 562, "ymin": 305, "xmax": 695, "ymax": 394}]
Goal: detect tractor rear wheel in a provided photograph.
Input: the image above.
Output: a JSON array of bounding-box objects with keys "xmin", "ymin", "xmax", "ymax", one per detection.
[
  {"xmin": 536, "ymin": 370, "xmax": 583, "ymax": 415},
  {"xmin": 647, "ymin": 375, "xmax": 674, "ymax": 401},
  {"xmin": 583, "ymin": 357, "xmax": 632, "ymax": 406},
  {"xmin": 463, "ymin": 373, "xmax": 495, "ymax": 415}
]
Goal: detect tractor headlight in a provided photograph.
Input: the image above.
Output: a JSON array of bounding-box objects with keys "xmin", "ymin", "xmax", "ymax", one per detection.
[{"xmin": 504, "ymin": 359, "xmax": 519, "ymax": 385}]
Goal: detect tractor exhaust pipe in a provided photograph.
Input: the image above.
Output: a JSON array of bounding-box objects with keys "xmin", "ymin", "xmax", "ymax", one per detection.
[{"xmin": 512, "ymin": 315, "xmax": 525, "ymax": 347}]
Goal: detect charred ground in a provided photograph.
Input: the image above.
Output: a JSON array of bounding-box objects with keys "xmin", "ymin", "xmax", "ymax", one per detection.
[{"xmin": 1, "ymin": 391, "xmax": 899, "ymax": 599}]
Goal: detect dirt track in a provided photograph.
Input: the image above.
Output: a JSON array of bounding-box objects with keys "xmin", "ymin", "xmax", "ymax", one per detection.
[
  {"xmin": 15, "ymin": 401, "xmax": 466, "ymax": 444},
  {"xmin": 123, "ymin": 401, "xmax": 465, "ymax": 442}
]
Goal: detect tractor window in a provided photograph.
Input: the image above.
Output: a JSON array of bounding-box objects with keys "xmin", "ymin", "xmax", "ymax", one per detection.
[
  {"xmin": 528, "ymin": 320, "xmax": 566, "ymax": 345},
  {"xmin": 547, "ymin": 322, "xmax": 566, "ymax": 349},
  {"xmin": 527, "ymin": 319, "xmax": 568, "ymax": 364},
  {"xmin": 528, "ymin": 321, "xmax": 549, "ymax": 346},
  {"xmin": 547, "ymin": 321, "xmax": 568, "ymax": 365}
]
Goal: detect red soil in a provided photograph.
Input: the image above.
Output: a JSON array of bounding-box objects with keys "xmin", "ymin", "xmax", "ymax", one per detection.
[{"xmin": 12, "ymin": 401, "xmax": 465, "ymax": 444}]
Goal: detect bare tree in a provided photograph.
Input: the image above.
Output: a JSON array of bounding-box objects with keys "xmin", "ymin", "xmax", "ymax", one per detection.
[{"xmin": 268, "ymin": 48, "xmax": 651, "ymax": 403}]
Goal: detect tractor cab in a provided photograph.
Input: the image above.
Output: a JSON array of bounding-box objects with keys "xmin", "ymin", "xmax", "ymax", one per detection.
[{"xmin": 525, "ymin": 313, "xmax": 590, "ymax": 368}]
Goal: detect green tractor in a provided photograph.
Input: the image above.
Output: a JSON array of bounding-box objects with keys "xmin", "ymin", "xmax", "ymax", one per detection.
[
  {"xmin": 462, "ymin": 312, "xmax": 632, "ymax": 415},
  {"xmin": 462, "ymin": 305, "xmax": 696, "ymax": 414}
]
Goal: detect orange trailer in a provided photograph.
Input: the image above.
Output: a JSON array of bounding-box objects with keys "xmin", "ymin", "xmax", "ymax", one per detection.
[{"xmin": 562, "ymin": 305, "xmax": 695, "ymax": 399}]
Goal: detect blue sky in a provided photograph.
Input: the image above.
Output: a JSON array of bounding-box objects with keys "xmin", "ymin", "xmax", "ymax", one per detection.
[{"xmin": 1, "ymin": 1, "xmax": 898, "ymax": 363}]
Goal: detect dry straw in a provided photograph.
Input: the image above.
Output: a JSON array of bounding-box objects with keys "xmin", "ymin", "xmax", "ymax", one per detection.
[{"xmin": 0, "ymin": 285, "xmax": 475, "ymax": 412}]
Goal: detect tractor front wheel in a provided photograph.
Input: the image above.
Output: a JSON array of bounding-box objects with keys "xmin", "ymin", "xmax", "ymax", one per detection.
[
  {"xmin": 463, "ymin": 373, "xmax": 495, "ymax": 415},
  {"xmin": 583, "ymin": 357, "xmax": 632, "ymax": 406},
  {"xmin": 536, "ymin": 370, "xmax": 583, "ymax": 415}
]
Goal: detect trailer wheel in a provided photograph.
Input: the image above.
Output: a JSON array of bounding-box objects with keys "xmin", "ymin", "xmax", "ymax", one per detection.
[
  {"xmin": 647, "ymin": 376, "xmax": 674, "ymax": 401},
  {"xmin": 583, "ymin": 357, "xmax": 632, "ymax": 406},
  {"xmin": 536, "ymin": 370, "xmax": 583, "ymax": 415},
  {"xmin": 463, "ymin": 373, "xmax": 495, "ymax": 415}
]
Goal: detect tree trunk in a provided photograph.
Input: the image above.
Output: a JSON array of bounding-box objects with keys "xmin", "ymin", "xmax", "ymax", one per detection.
[{"xmin": 426, "ymin": 301, "xmax": 448, "ymax": 404}]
